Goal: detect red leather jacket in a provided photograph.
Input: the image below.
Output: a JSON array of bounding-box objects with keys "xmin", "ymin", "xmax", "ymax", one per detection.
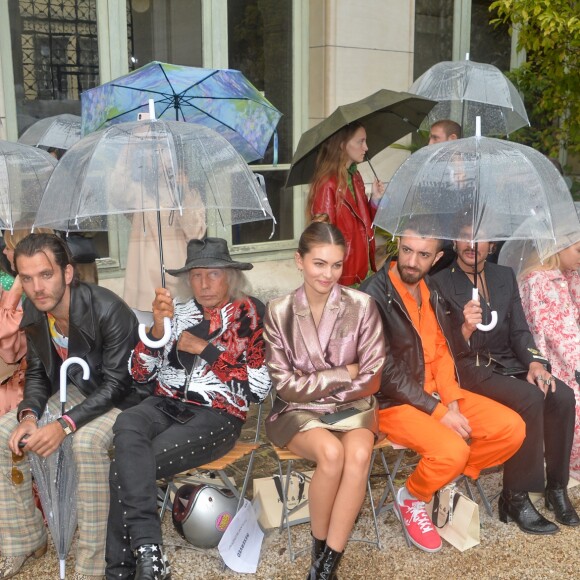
[{"xmin": 311, "ymin": 171, "xmax": 377, "ymax": 285}]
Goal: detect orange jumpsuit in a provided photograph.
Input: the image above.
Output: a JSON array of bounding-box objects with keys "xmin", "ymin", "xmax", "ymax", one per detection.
[{"xmin": 379, "ymin": 271, "xmax": 525, "ymax": 502}]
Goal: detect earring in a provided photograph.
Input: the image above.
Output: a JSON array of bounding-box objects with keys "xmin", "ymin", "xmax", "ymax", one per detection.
[{"xmin": 452, "ymin": 243, "xmax": 457, "ymax": 252}]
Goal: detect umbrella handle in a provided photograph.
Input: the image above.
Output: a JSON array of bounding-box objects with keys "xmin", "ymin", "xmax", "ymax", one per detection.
[
  {"xmin": 60, "ymin": 357, "xmax": 90, "ymax": 411},
  {"xmin": 138, "ymin": 317, "xmax": 171, "ymax": 349},
  {"xmin": 472, "ymin": 288, "xmax": 498, "ymax": 332}
]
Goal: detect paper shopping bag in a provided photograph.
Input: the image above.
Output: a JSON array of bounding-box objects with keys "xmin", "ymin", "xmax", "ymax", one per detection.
[
  {"xmin": 428, "ymin": 484, "xmax": 480, "ymax": 551},
  {"xmin": 252, "ymin": 470, "xmax": 313, "ymax": 529}
]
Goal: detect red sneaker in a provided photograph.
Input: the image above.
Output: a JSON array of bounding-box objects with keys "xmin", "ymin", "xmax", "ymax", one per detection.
[{"xmin": 395, "ymin": 487, "xmax": 442, "ymax": 552}]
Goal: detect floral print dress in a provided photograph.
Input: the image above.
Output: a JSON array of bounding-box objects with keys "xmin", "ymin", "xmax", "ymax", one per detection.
[{"xmin": 519, "ymin": 268, "xmax": 580, "ymax": 479}]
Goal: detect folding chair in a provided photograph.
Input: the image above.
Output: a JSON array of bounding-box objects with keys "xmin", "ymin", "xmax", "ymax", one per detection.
[
  {"xmin": 158, "ymin": 401, "xmax": 265, "ymax": 520},
  {"xmin": 270, "ymin": 436, "xmax": 397, "ymax": 562},
  {"xmin": 374, "ymin": 441, "xmax": 494, "ymax": 522},
  {"xmin": 458, "ymin": 468, "xmax": 498, "ymax": 517}
]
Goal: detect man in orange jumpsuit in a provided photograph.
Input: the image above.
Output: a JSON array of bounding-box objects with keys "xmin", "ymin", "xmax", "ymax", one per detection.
[{"xmin": 360, "ymin": 222, "xmax": 525, "ymax": 553}]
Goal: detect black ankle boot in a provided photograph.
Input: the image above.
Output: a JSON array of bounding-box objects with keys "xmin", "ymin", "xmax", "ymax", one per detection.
[
  {"xmin": 307, "ymin": 544, "xmax": 343, "ymax": 580},
  {"xmin": 545, "ymin": 484, "xmax": 580, "ymax": 526},
  {"xmin": 311, "ymin": 535, "xmax": 326, "ymax": 567},
  {"xmin": 134, "ymin": 544, "xmax": 171, "ymax": 580},
  {"xmin": 498, "ymin": 490, "xmax": 559, "ymax": 535},
  {"xmin": 310, "ymin": 536, "xmax": 338, "ymax": 579}
]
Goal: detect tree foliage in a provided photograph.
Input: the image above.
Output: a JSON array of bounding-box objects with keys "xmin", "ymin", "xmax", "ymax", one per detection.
[{"xmin": 490, "ymin": 0, "xmax": 580, "ymax": 156}]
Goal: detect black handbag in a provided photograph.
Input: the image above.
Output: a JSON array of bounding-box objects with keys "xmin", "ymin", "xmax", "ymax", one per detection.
[{"xmin": 64, "ymin": 233, "xmax": 99, "ymax": 263}]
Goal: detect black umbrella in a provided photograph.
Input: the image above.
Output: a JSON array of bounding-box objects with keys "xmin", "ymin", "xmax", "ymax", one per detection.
[{"xmin": 285, "ymin": 89, "xmax": 435, "ymax": 187}]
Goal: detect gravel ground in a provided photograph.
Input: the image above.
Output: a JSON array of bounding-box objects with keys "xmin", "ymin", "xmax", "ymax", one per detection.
[{"xmin": 13, "ymin": 402, "xmax": 580, "ymax": 580}]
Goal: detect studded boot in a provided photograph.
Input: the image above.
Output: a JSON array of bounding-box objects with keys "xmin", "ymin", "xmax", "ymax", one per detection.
[{"xmin": 134, "ymin": 544, "xmax": 171, "ymax": 580}]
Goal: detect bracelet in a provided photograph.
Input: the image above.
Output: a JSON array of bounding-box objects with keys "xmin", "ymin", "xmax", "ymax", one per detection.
[
  {"xmin": 61, "ymin": 414, "xmax": 77, "ymax": 432},
  {"xmin": 20, "ymin": 412, "xmax": 38, "ymax": 423}
]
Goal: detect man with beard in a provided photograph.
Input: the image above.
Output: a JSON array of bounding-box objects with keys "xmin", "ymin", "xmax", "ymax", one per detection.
[
  {"xmin": 360, "ymin": 221, "xmax": 525, "ymax": 554},
  {"xmin": 0, "ymin": 233, "xmax": 139, "ymax": 580}
]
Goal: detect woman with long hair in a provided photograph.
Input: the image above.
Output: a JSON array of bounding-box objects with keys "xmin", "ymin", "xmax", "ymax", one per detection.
[
  {"xmin": 264, "ymin": 222, "xmax": 385, "ymax": 579},
  {"xmin": 517, "ymin": 239, "xmax": 580, "ymax": 481},
  {"xmin": 307, "ymin": 122, "xmax": 384, "ymax": 286}
]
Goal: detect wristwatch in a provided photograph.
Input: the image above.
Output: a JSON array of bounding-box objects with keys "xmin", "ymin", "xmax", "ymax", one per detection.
[{"xmin": 57, "ymin": 417, "xmax": 73, "ymax": 436}]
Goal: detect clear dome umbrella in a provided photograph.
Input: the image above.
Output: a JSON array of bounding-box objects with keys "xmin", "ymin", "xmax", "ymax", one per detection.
[
  {"xmin": 374, "ymin": 138, "xmax": 574, "ymax": 246},
  {"xmin": 499, "ymin": 204, "xmax": 580, "ymax": 279},
  {"xmin": 33, "ymin": 119, "xmax": 274, "ymax": 345},
  {"xmin": 0, "ymin": 141, "xmax": 57, "ymax": 231},
  {"xmin": 18, "ymin": 114, "xmax": 82, "ymax": 151},
  {"xmin": 408, "ymin": 58, "xmax": 530, "ymax": 136},
  {"xmin": 374, "ymin": 122, "xmax": 577, "ymax": 330}
]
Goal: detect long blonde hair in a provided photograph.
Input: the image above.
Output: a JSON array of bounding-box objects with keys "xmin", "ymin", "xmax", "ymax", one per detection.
[
  {"xmin": 306, "ymin": 122, "xmax": 363, "ymax": 219},
  {"xmin": 519, "ymin": 252, "xmax": 560, "ymax": 280}
]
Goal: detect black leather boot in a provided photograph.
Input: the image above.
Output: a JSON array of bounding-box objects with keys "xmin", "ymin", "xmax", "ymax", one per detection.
[
  {"xmin": 310, "ymin": 536, "xmax": 338, "ymax": 579},
  {"xmin": 307, "ymin": 544, "xmax": 343, "ymax": 580},
  {"xmin": 134, "ymin": 544, "xmax": 171, "ymax": 580},
  {"xmin": 498, "ymin": 490, "xmax": 559, "ymax": 535},
  {"xmin": 545, "ymin": 484, "xmax": 580, "ymax": 526},
  {"xmin": 311, "ymin": 535, "xmax": 326, "ymax": 566}
]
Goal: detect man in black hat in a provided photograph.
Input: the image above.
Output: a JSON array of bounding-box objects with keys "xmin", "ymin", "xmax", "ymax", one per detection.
[{"xmin": 105, "ymin": 238, "xmax": 272, "ymax": 580}]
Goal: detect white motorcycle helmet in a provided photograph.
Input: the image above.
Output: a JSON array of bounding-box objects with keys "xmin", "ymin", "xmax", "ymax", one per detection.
[{"xmin": 172, "ymin": 483, "xmax": 238, "ymax": 548}]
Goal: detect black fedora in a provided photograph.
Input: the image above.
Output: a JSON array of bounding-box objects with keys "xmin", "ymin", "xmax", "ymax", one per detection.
[{"xmin": 166, "ymin": 238, "xmax": 253, "ymax": 276}]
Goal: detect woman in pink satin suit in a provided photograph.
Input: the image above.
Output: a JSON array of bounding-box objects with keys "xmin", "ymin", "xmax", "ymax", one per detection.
[{"xmin": 263, "ymin": 221, "xmax": 385, "ymax": 579}]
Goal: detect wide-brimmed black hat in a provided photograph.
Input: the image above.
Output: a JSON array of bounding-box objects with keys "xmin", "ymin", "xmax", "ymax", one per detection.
[{"xmin": 166, "ymin": 238, "xmax": 253, "ymax": 276}]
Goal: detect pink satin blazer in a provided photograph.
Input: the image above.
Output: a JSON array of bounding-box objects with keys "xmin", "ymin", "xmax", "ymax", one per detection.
[{"xmin": 263, "ymin": 284, "xmax": 385, "ymax": 421}]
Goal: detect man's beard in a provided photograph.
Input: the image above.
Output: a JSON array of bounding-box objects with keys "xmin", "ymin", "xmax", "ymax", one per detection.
[{"xmin": 397, "ymin": 262, "xmax": 425, "ymax": 284}]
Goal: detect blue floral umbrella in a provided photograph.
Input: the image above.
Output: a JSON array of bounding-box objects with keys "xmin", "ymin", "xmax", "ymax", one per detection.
[{"xmin": 81, "ymin": 61, "xmax": 282, "ymax": 163}]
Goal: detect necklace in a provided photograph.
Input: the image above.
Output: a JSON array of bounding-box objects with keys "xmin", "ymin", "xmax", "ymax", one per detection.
[{"xmin": 458, "ymin": 263, "xmax": 490, "ymax": 304}]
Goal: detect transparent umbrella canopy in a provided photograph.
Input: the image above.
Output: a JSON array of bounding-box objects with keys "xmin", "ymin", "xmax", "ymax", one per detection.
[
  {"xmin": 33, "ymin": 120, "xmax": 274, "ymax": 233},
  {"xmin": 374, "ymin": 135, "xmax": 576, "ymax": 247},
  {"xmin": 18, "ymin": 114, "xmax": 82, "ymax": 151},
  {"xmin": 33, "ymin": 120, "xmax": 275, "ymax": 347},
  {"xmin": 499, "ymin": 204, "xmax": 580, "ymax": 279},
  {"xmin": 0, "ymin": 140, "xmax": 57, "ymax": 231},
  {"xmin": 408, "ymin": 59, "xmax": 530, "ymax": 136}
]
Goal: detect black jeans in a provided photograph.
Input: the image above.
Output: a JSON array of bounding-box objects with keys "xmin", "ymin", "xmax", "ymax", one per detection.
[
  {"xmin": 105, "ymin": 396, "xmax": 242, "ymax": 579},
  {"xmin": 465, "ymin": 373, "xmax": 575, "ymax": 493}
]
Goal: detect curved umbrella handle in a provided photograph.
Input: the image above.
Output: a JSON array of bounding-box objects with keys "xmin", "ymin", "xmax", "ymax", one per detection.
[
  {"xmin": 60, "ymin": 357, "xmax": 90, "ymax": 410},
  {"xmin": 138, "ymin": 317, "xmax": 172, "ymax": 349},
  {"xmin": 472, "ymin": 288, "xmax": 498, "ymax": 332}
]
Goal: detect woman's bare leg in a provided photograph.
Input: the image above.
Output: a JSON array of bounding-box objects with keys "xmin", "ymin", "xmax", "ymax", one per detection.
[
  {"xmin": 286, "ymin": 428, "xmax": 344, "ymax": 541},
  {"xmin": 325, "ymin": 429, "xmax": 374, "ymax": 551}
]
